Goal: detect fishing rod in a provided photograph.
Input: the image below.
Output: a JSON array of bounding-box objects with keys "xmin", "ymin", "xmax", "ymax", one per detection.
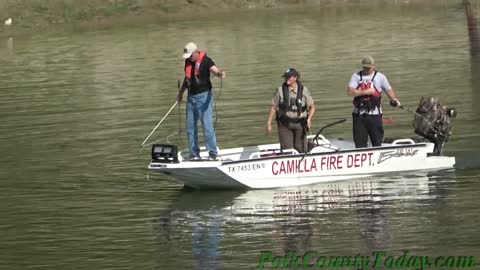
[
  {"xmin": 142, "ymin": 79, "xmax": 187, "ymax": 148},
  {"xmin": 214, "ymin": 77, "xmax": 223, "ymax": 129},
  {"xmin": 390, "ymin": 100, "xmax": 419, "ymax": 115},
  {"xmin": 141, "ymin": 100, "xmax": 179, "ymax": 147},
  {"xmin": 177, "ymin": 79, "xmax": 182, "ymax": 135}
]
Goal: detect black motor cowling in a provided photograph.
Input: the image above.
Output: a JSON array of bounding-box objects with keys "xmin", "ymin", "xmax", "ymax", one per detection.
[{"xmin": 413, "ymin": 97, "xmax": 456, "ymax": 155}]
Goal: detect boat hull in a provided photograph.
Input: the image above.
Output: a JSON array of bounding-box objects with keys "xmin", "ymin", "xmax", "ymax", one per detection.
[{"xmin": 149, "ymin": 141, "xmax": 455, "ymax": 189}]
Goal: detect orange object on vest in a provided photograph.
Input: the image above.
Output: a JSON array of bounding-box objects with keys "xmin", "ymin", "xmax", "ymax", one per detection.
[
  {"xmin": 184, "ymin": 51, "xmax": 206, "ymax": 78},
  {"xmin": 358, "ymin": 80, "xmax": 381, "ymax": 97}
]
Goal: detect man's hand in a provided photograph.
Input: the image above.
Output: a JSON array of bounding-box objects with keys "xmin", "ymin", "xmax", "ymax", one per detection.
[
  {"xmin": 177, "ymin": 92, "xmax": 184, "ymax": 103},
  {"xmin": 266, "ymin": 123, "xmax": 272, "ymax": 135},
  {"xmin": 307, "ymin": 118, "xmax": 312, "ymax": 131},
  {"xmin": 390, "ymin": 99, "xmax": 401, "ymax": 107},
  {"xmin": 394, "ymin": 99, "xmax": 401, "ymax": 107},
  {"xmin": 210, "ymin": 66, "xmax": 226, "ymax": 79},
  {"xmin": 352, "ymin": 87, "xmax": 376, "ymax": 96}
]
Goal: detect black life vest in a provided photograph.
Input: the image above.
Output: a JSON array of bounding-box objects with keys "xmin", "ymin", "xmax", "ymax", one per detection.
[
  {"xmin": 353, "ymin": 71, "xmax": 381, "ymax": 112},
  {"xmin": 278, "ymin": 81, "xmax": 307, "ymax": 116}
]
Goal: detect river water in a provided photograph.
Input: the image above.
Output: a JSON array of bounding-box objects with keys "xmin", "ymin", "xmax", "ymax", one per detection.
[{"xmin": 1, "ymin": 2, "xmax": 479, "ymax": 270}]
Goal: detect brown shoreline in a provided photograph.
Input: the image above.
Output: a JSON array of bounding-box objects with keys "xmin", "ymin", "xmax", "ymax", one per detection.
[{"xmin": 0, "ymin": 0, "xmax": 476, "ymax": 34}]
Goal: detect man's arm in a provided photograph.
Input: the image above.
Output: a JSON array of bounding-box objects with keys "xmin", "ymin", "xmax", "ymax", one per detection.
[
  {"xmin": 347, "ymin": 73, "xmax": 375, "ymax": 97},
  {"xmin": 303, "ymin": 87, "xmax": 316, "ymax": 130},
  {"xmin": 380, "ymin": 75, "xmax": 400, "ymax": 106},
  {"xmin": 306, "ymin": 104, "xmax": 315, "ymax": 130},
  {"xmin": 209, "ymin": 65, "xmax": 226, "ymax": 78},
  {"xmin": 347, "ymin": 86, "xmax": 376, "ymax": 97},
  {"xmin": 266, "ymin": 105, "xmax": 276, "ymax": 135},
  {"xmin": 385, "ymin": 88, "xmax": 401, "ymax": 106}
]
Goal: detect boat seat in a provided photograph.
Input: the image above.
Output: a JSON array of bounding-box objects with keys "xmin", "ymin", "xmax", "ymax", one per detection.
[
  {"xmin": 383, "ymin": 136, "xmax": 429, "ymax": 144},
  {"xmin": 391, "ymin": 139, "xmax": 415, "ymax": 145}
]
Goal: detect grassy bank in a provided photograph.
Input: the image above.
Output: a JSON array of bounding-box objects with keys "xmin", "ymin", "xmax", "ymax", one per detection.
[
  {"xmin": 3, "ymin": 0, "xmax": 303, "ymax": 30},
  {"xmin": 0, "ymin": 0, "xmax": 476, "ymax": 32}
]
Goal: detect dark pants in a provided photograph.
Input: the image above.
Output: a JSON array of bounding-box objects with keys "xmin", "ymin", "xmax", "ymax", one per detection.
[
  {"xmin": 352, "ymin": 113, "xmax": 384, "ymax": 148},
  {"xmin": 278, "ymin": 122, "xmax": 307, "ymax": 153}
]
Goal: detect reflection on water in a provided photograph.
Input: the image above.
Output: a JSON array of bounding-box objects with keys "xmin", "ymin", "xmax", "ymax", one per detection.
[
  {"xmin": 154, "ymin": 172, "xmax": 461, "ymax": 268},
  {"xmin": 191, "ymin": 210, "xmax": 221, "ymax": 270},
  {"xmin": 231, "ymin": 174, "xmax": 434, "ymax": 216}
]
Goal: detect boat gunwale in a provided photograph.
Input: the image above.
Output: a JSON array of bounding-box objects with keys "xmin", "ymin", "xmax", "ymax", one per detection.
[{"xmin": 217, "ymin": 142, "xmax": 432, "ymax": 165}]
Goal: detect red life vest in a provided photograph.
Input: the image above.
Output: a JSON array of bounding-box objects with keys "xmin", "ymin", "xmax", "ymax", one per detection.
[
  {"xmin": 353, "ymin": 71, "xmax": 381, "ymax": 112},
  {"xmin": 184, "ymin": 51, "xmax": 206, "ymax": 78}
]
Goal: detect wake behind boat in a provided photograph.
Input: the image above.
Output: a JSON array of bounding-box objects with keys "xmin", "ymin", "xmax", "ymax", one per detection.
[{"xmin": 146, "ymin": 97, "xmax": 456, "ymax": 189}]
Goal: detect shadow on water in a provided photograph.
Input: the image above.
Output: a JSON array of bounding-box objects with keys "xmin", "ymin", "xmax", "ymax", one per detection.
[
  {"xmin": 453, "ymin": 0, "xmax": 480, "ymax": 170},
  {"xmin": 449, "ymin": 149, "xmax": 480, "ymax": 169},
  {"xmin": 152, "ymin": 172, "xmax": 455, "ymax": 268},
  {"xmin": 464, "ymin": 0, "xmax": 480, "ymax": 114}
]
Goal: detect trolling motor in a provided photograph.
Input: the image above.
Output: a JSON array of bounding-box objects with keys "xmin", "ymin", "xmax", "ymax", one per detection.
[{"xmin": 390, "ymin": 97, "xmax": 457, "ymax": 156}]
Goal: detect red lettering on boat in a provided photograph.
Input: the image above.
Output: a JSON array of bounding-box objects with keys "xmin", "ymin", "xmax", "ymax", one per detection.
[
  {"xmin": 272, "ymin": 161, "xmax": 278, "ymax": 175},
  {"xmin": 337, "ymin": 155, "xmax": 343, "ymax": 169},
  {"xmin": 311, "ymin": 158, "xmax": 317, "ymax": 171},
  {"xmin": 280, "ymin": 161, "xmax": 286, "ymax": 174}
]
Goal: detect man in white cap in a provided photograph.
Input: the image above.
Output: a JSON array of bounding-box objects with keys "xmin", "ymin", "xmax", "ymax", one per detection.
[
  {"xmin": 177, "ymin": 42, "xmax": 226, "ymax": 161},
  {"xmin": 347, "ymin": 56, "xmax": 400, "ymax": 148}
]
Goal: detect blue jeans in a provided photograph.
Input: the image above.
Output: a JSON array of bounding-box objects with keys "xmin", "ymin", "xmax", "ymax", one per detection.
[{"xmin": 186, "ymin": 91, "xmax": 217, "ymax": 157}]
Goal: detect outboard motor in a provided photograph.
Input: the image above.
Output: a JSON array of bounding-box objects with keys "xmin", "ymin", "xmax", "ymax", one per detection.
[{"xmin": 413, "ymin": 97, "xmax": 456, "ymax": 156}]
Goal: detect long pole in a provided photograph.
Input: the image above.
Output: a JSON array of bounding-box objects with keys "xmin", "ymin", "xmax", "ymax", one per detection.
[{"xmin": 141, "ymin": 101, "xmax": 178, "ymax": 146}]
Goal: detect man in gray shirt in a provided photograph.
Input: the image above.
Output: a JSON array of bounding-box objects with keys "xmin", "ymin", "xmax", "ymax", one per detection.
[{"xmin": 347, "ymin": 56, "xmax": 400, "ymax": 148}]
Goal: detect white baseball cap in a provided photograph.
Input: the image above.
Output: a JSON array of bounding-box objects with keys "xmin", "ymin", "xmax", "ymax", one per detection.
[{"xmin": 182, "ymin": 42, "xmax": 197, "ymax": 59}]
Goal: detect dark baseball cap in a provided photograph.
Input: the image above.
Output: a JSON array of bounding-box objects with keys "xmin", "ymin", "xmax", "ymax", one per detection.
[{"xmin": 281, "ymin": 68, "xmax": 299, "ymax": 78}]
